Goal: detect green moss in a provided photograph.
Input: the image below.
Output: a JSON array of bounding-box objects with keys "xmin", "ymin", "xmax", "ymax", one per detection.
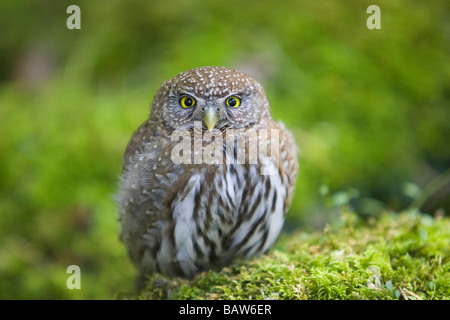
[{"xmin": 129, "ymin": 211, "xmax": 449, "ymax": 300}]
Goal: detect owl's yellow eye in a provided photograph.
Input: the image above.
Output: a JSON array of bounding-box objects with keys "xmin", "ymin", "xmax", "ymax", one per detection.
[
  {"xmin": 226, "ymin": 96, "xmax": 241, "ymax": 108},
  {"xmin": 180, "ymin": 96, "xmax": 196, "ymax": 108}
]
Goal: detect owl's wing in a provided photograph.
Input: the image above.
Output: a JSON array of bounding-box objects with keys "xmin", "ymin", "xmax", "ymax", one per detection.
[
  {"xmin": 274, "ymin": 120, "xmax": 299, "ymax": 212},
  {"xmin": 122, "ymin": 120, "xmax": 158, "ymax": 171}
]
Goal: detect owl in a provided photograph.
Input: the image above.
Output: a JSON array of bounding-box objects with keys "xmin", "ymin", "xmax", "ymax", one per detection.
[{"xmin": 117, "ymin": 66, "xmax": 298, "ymax": 285}]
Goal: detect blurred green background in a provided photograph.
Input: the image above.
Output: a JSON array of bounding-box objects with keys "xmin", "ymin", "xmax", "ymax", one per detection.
[{"xmin": 0, "ymin": 0, "xmax": 449, "ymax": 299}]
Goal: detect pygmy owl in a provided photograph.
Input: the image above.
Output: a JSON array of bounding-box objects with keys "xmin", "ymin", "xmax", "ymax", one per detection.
[{"xmin": 117, "ymin": 66, "xmax": 298, "ymax": 284}]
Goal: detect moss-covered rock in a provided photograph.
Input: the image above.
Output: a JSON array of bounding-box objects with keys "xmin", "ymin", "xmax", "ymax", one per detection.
[{"xmin": 127, "ymin": 211, "xmax": 449, "ymax": 300}]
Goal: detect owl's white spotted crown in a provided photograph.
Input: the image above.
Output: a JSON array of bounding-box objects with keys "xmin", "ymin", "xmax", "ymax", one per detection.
[{"xmin": 162, "ymin": 66, "xmax": 263, "ymax": 98}]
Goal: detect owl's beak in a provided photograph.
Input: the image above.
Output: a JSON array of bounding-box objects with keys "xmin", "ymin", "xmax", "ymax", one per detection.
[{"xmin": 203, "ymin": 107, "xmax": 219, "ymax": 132}]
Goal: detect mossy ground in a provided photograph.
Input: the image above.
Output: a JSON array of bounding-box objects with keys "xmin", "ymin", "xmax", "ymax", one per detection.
[{"xmin": 124, "ymin": 211, "xmax": 449, "ymax": 300}]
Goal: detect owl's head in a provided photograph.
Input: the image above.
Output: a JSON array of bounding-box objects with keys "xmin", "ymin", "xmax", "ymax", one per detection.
[{"xmin": 149, "ymin": 66, "xmax": 271, "ymax": 132}]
